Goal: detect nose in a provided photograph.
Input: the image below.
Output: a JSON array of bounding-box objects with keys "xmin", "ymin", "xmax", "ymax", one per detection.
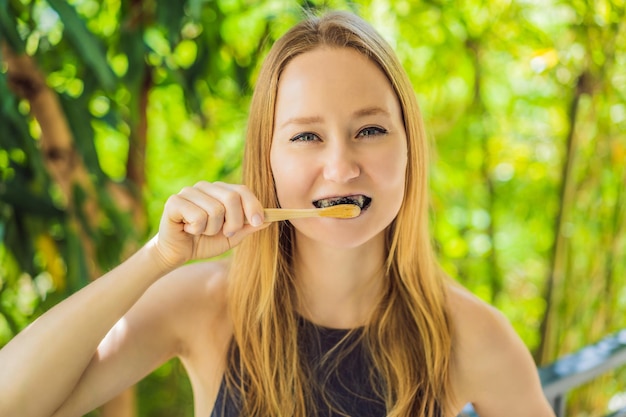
[{"xmin": 322, "ymin": 141, "xmax": 360, "ymax": 183}]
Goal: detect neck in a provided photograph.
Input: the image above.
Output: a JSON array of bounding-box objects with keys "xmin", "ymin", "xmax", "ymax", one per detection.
[{"xmin": 293, "ymin": 232, "xmax": 386, "ymax": 329}]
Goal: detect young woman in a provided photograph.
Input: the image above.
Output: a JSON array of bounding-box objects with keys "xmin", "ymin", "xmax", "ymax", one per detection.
[{"xmin": 0, "ymin": 10, "xmax": 555, "ymax": 417}]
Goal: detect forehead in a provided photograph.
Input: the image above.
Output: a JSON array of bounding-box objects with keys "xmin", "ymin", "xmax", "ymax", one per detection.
[{"xmin": 274, "ymin": 47, "xmax": 401, "ymax": 124}]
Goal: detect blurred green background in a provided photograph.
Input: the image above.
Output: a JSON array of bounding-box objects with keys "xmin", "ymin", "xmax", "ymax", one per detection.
[{"xmin": 0, "ymin": 0, "xmax": 624, "ymax": 416}]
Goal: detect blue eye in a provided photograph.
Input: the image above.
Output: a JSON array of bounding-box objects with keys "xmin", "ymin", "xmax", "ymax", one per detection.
[
  {"xmin": 290, "ymin": 132, "xmax": 319, "ymax": 142},
  {"xmin": 358, "ymin": 126, "xmax": 388, "ymax": 137}
]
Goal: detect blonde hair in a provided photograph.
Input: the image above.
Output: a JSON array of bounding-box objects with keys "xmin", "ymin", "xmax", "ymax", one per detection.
[{"xmin": 226, "ymin": 10, "xmax": 452, "ymax": 417}]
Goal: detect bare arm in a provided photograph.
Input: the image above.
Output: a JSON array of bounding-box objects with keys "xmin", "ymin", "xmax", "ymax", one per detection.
[
  {"xmin": 0, "ymin": 242, "xmax": 172, "ymax": 417},
  {"xmin": 50, "ymin": 260, "xmax": 230, "ymax": 417},
  {"xmin": 0, "ymin": 181, "xmax": 266, "ymax": 417}
]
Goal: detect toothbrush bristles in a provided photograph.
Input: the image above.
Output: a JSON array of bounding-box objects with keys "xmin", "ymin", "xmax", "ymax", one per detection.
[{"xmin": 319, "ymin": 204, "xmax": 361, "ymax": 218}]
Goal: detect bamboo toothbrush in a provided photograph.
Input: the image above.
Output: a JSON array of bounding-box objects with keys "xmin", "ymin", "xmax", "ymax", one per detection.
[{"xmin": 259, "ymin": 204, "xmax": 361, "ymax": 223}]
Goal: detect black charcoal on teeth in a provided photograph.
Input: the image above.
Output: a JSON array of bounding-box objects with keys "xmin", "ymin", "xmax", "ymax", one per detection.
[{"xmin": 315, "ymin": 195, "xmax": 366, "ymax": 209}]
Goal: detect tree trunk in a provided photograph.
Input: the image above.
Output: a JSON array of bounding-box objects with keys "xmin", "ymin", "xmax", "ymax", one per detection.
[
  {"xmin": 2, "ymin": 42, "xmax": 139, "ymax": 417},
  {"xmin": 535, "ymin": 71, "xmax": 590, "ymax": 364}
]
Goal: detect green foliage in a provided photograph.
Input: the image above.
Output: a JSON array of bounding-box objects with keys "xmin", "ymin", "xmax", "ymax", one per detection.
[
  {"xmin": 1, "ymin": 0, "xmax": 625, "ymax": 416},
  {"xmin": 137, "ymin": 359, "xmax": 194, "ymax": 417},
  {"xmin": 47, "ymin": 0, "xmax": 117, "ymax": 91}
]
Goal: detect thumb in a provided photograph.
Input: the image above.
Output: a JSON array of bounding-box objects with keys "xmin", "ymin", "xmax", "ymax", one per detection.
[{"xmin": 226, "ymin": 222, "xmax": 272, "ymax": 248}]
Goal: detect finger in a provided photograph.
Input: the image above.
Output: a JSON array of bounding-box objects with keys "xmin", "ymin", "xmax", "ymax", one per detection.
[
  {"xmin": 176, "ymin": 186, "xmax": 225, "ymax": 236},
  {"xmin": 195, "ymin": 181, "xmax": 265, "ymax": 235},
  {"xmin": 216, "ymin": 182, "xmax": 265, "ymax": 228},
  {"xmin": 194, "ymin": 181, "xmax": 246, "ymax": 237},
  {"xmin": 225, "ymin": 221, "xmax": 272, "ymax": 248},
  {"xmin": 162, "ymin": 194, "xmax": 208, "ymax": 236}
]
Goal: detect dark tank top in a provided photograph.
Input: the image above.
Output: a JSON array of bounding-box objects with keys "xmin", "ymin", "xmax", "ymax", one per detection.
[{"xmin": 210, "ymin": 316, "xmax": 387, "ymax": 417}]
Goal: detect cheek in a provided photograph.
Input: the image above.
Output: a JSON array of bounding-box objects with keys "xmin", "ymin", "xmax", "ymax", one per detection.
[
  {"xmin": 270, "ymin": 148, "xmax": 307, "ymax": 207},
  {"xmin": 375, "ymin": 146, "xmax": 408, "ymax": 188},
  {"xmin": 375, "ymin": 149, "xmax": 408, "ymax": 222}
]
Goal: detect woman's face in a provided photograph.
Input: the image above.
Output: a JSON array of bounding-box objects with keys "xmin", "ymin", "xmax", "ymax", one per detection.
[{"xmin": 270, "ymin": 47, "xmax": 408, "ymax": 249}]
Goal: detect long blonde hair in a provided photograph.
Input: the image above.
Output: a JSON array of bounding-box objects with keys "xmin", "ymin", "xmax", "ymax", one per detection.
[{"xmin": 226, "ymin": 10, "xmax": 452, "ymax": 417}]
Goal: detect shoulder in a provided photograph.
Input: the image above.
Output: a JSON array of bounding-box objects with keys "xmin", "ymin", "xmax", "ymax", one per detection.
[
  {"xmin": 122, "ymin": 259, "xmax": 232, "ymax": 357},
  {"xmin": 151, "ymin": 259, "xmax": 230, "ymax": 311},
  {"xmin": 445, "ymin": 283, "xmax": 554, "ymax": 416},
  {"xmin": 446, "ymin": 283, "xmax": 516, "ymax": 393},
  {"xmin": 446, "ymin": 283, "xmax": 514, "ymax": 356},
  {"xmin": 136, "ymin": 258, "xmax": 230, "ymax": 320}
]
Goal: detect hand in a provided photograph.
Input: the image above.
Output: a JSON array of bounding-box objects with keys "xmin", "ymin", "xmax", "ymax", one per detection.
[{"xmin": 152, "ymin": 181, "xmax": 268, "ymax": 268}]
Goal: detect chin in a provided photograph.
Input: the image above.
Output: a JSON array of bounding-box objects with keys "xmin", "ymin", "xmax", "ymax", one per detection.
[{"xmin": 291, "ymin": 217, "xmax": 389, "ymax": 250}]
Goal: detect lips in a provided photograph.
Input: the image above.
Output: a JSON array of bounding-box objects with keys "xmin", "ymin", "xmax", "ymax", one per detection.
[{"xmin": 312, "ymin": 195, "xmax": 372, "ymax": 211}]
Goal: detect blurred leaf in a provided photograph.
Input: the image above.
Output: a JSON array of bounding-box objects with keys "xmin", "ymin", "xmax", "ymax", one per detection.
[
  {"xmin": 156, "ymin": 0, "xmax": 186, "ymax": 45},
  {"xmin": 46, "ymin": 0, "xmax": 117, "ymax": 92},
  {"xmin": 0, "ymin": 0, "xmax": 25, "ymax": 53},
  {"xmin": 59, "ymin": 93, "xmax": 105, "ymax": 182},
  {"xmin": 0, "ymin": 176, "xmax": 64, "ymax": 217}
]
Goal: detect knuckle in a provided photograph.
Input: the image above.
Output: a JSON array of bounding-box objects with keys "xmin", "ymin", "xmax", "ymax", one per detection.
[
  {"xmin": 233, "ymin": 184, "xmax": 250, "ymax": 193},
  {"xmin": 185, "ymin": 217, "xmax": 205, "ymax": 235},
  {"xmin": 179, "ymin": 186, "xmax": 194, "ymax": 195},
  {"xmin": 186, "ymin": 223, "xmax": 202, "ymax": 235},
  {"xmin": 194, "ymin": 180, "xmax": 211, "ymax": 188},
  {"xmin": 208, "ymin": 204, "xmax": 226, "ymax": 218},
  {"xmin": 164, "ymin": 194, "xmax": 182, "ymax": 209},
  {"xmin": 223, "ymin": 191, "xmax": 240, "ymax": 207}
]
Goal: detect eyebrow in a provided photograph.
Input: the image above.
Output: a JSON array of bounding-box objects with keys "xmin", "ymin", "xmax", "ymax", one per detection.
[
  {"xmin": 353, "ymin": 106, "xmax": 390, "ymax": 118},
  {"xmin": 278, "ymin": 106, "xmax": 391, "ymax": 129},
  {"xmin": 279, "ymin": 115, "xmax": 324, "ymax": 129}
]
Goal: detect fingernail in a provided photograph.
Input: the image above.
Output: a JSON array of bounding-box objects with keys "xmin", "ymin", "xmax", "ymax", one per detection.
[
  {"xmin": 251, "ymin": 214, "xmax": 263, "ymax": 227},
  {"xmin": 224, "ymin": 231, "xmax": 235, "ymax": 238}
]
